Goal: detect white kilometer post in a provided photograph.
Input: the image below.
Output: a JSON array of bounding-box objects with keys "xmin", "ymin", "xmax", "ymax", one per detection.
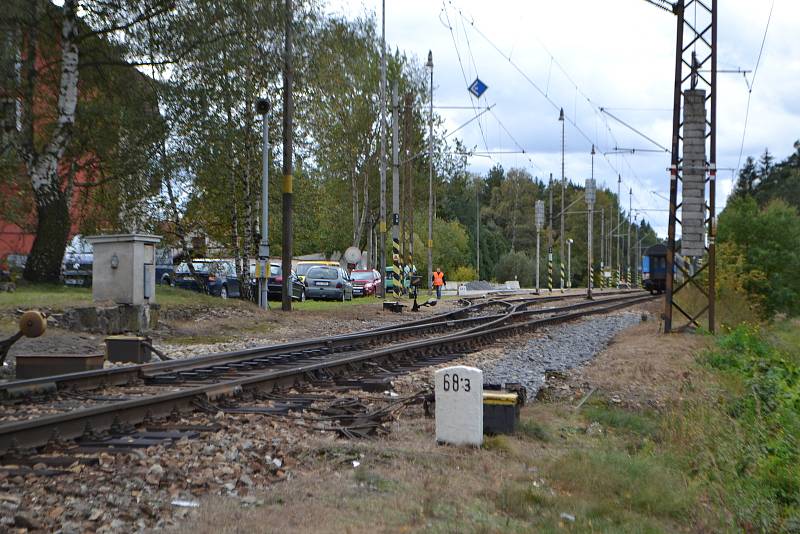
[{"xmin": 434, "ymin": 365, "xmax": 483, "ymax": 446}]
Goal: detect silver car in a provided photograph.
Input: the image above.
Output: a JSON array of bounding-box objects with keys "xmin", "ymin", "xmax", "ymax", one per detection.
[{"xmin": 304, "ymin": 266, "xmax": 354, "ymax": 301}]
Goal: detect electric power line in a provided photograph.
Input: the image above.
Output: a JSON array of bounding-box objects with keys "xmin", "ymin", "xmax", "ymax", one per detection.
[
  {"xmin": 735, "ymin": 0, "xmax": 775, "ymax": 176},
  {"xmin": 446, "ymin": 0, "xmax": 653, "ymax": 209},
  {"xmin": 440, "ymin": 2, "xmax": 491, "ymax": 157}
]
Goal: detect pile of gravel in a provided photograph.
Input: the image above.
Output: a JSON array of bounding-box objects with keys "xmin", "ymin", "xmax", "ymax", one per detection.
[
  {"xmin": 464, "ymin": 280, "xmax": 498, "ymax": 290},
  {"xmin": 483, "ymin": 312, "xmax": 641, "ymax": 396}
]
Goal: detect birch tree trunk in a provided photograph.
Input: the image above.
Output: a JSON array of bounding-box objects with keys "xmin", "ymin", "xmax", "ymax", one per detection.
[
  {"xmin": 352, "ymin": 169, "xmax": 369, "ymax": 248},
  {"xmin": 21, "ymin": 0, "xmax": 80, "ymax": 282},
  {"xmin": 351, "ymin": 170, "xmax": 359, "ymax": 244}
]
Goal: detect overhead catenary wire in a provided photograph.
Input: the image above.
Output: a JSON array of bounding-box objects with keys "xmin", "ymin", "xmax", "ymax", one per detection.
[
  {"xmin": 486, "ymin": 108, "xmax": 544, "ymax": 174},
  {"xmin": 440, "ymin": 2, "xmax": 491, "ymax": 158},
  {"xmin": 735, "ymin": 0, "xmax": 775, "ymax": 176},
  {"xmin": 446, "ymin": 0, "xmax": 652, "ymax": 209},
  {"xmin": 599, "ymin": 108, "xmax": 670, "ymax": 153}
]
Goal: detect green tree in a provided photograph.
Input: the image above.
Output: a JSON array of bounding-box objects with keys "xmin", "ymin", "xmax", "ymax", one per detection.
[
  {"xmin": 717, "ymin": 196, "xmax": 800, "ymax": 318},
  {"xmin": 494, "ymin": 251, "xmax": 534, "ymax": 287},
  {"xmin": 732, "ymin": 156, "xmax": 758, "ymax": 199}
]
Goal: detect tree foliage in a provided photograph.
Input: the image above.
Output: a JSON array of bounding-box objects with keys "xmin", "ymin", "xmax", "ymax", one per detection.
[
  {"xmin": 717, "ymin": 196, "xmax": 800, "ymax": 319},
  {"xmin": 1, "ymin": 0, "xmax": 660, "ymax": 291}
]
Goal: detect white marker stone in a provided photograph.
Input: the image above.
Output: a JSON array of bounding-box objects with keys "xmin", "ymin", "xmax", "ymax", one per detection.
[{"xmin": 435, "ymin": 365, "xmax": 483, "ymax": 446}]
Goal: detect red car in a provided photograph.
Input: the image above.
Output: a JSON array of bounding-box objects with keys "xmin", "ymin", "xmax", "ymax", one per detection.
[{"xmin": 350, "ymin": 269, "xmax": 382, "ymax": 297}]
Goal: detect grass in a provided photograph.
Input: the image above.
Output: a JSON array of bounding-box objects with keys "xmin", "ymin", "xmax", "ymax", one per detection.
[
  {"xmin": 582, "ymin": 403, "xmax": 659, "ymax": 438},
  {"xmin": 0, "ymin": 282, "xmax": 250, "ymax": 312},
  {"xmin": 0, "ymin": 282, "xmax": 390, "ymax": 314},
  {"xmin": 550, "ymin": 448, "xmax": 693, "ymax": 520},
  {"xmin": 0, "ymin": 283, "xmax": 93, "ymax": 311},
  {"xmin": 516, "ymin": 418, "xmax": 550, "ymax": 442},
  {"xmin": 352, "ymin": 468, "xmax": 397, "ymax": 493}
]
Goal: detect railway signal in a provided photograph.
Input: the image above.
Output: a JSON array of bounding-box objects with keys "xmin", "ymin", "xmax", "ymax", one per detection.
[{"xmin": 256, "ymin": 97, "xmax": 270, "ymax": 310}]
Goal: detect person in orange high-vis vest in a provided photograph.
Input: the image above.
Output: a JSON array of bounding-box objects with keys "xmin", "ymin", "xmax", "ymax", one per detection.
[{"xmin": 432, "ymin": 268, "xmax": 445, "ymax": 299}]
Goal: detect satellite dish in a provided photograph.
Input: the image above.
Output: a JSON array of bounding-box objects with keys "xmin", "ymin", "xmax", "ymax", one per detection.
[{"xmin": 344, "ymin": 246, "xmax": 361, "ymax": 265}]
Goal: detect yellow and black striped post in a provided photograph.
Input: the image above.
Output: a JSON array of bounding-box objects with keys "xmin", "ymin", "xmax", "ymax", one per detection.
[
  {"xmin": 547, "ymin": 247, "xmax": 553, "ymax": 292},
  {"xmin": 392, "ymin": 237, "xmax": 402, "ymax": 298},
  {"xmin": 560, "ymin": 262, "xmax": 565, "ymax": 293}
]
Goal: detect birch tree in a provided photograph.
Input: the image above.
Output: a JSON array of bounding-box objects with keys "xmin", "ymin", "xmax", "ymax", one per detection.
[{"xmin": 5, "ymin": 0, "xmax": 193, "ymax": 282}]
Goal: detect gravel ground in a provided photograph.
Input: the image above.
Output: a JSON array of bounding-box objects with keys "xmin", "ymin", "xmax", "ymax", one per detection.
[{"xmin": 483, "ymin": 311, "xmax": 643, "ymax": 396}]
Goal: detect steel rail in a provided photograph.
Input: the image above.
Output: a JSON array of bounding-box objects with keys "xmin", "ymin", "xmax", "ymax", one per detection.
[
  {"xmin": 0, "ymin": 292, "xmax": 642, "ymax": 398},
  {"xmin": 0, "ymin": 293, "xmax": 652, "ymax": 454},
  {"xmin": 0, "ymin": 291, "xmax": 631, "ymax": 398}
]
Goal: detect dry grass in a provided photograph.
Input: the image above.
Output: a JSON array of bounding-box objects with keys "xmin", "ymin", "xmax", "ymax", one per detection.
[
  {"xmin": 568, "ymin": 302, "xmax": 712, "ymax": 409},
  {"xmin": 178, "ymin": 400, "xmax": 700, "ymax": 534}
]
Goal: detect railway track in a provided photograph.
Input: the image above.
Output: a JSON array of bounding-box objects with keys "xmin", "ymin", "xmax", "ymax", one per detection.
[
  {"xmin": 0, "ymin": 290, "xmax": 651, "ymax": 454},
  {"xmin": 0, "ymin": 290, "xmax": 631, "ymax": 399}
]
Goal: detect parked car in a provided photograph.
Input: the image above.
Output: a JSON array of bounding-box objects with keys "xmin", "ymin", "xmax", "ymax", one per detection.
[
  {"xmin": 62, "ymin": 235, "xmax": 93, "ymax": 287},
  {"xmin": 266, "ymin": 263, "xmax": 306, "ymax": 301},
  {"xmin": 156, "ymin": 248, "xmax": 176, "ymax": 285},
  {"xmin": 304, "ymin": 266, "xmax": 353, "ymax": 301},
  {"xmin": 296, "ymin": 260, "xmax": 340, "ymax": 284},
  {"xmin": 350, "ymin": 269, "xmax": 382, "ymax": 297},
  {"xmin": 173, "ymin": 259, "xmax": 241, "ymax": 298}
]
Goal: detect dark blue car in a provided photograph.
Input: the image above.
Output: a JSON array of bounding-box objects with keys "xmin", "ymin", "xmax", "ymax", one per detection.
[{"xmin": 174, "ymin": 260, "xmax": 241, "ymax": 298}]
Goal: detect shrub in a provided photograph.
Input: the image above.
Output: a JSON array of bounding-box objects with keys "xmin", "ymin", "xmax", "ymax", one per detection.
[
  {"xmin": 451, "ymin": 265, "xmax": 477, "ymax": 282},
  {"xmin": 494, "ymin": 252, "xmax": 533, "ymax": 287}
]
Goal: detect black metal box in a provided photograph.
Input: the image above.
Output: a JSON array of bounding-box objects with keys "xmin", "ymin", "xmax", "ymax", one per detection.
[
  {"xmin": 105, "ymin": 335, "xmax": 151, "ymax": 363},
  {"xmin": 483, "ymin": 392, "xmax": 520, "ymax": 435}
]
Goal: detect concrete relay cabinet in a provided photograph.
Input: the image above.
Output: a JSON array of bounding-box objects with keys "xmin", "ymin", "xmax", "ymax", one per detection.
[{"xmin": 86, "ymin": 234, "xmax": 161, "ymax": 305}]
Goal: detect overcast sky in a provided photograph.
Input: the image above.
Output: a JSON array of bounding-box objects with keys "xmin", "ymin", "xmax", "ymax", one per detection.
[{"xmin": 326, "ymin": 0, "xmax": 798, "ymax": 237}]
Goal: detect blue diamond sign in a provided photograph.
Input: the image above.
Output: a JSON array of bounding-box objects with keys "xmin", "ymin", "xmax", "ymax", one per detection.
[{"xmin": 468, "ymin": 77, "xmax": 488, "ymax": 98}]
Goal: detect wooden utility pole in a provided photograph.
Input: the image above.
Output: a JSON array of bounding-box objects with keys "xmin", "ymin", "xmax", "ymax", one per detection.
[{"xmin": 281, "ymin": 0, "xmax": 293, "ymax": 312}]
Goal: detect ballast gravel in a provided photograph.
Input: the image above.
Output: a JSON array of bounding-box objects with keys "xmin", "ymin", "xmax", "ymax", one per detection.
[{"xmin": 483, "ymin": 311, "xmax": 642, "ymax": 396}]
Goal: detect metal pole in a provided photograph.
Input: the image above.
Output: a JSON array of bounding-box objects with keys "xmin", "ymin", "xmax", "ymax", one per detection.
[
  {"xmin": 476, "ymin": 177, "xmax": 480, "ymax": 279},
  {"xmin": 391, "ymin": 82, "xmax": 401, "ymax": 298},
  {"xmin": 280, "ymin": 0, "xmax": 293, "ymax": 312},
  {"xmin": 426, "ymin": 50, "xmax": 434, "ymax": 295},
  {"xmin": 567, "ymin": 239, "xmax": 572, "ymax": 288},
  {"xmin": 665, "ymin": 0, "xmax": 685, "ymax": 332},
  {"xmin": 535, "ymin": 229, "xmax": 540, "ymax": 293},
  {"xmin": 257, "ymin": 99, "xmax": 270, "ymax": 310},
  {"xmin": 548, "ymin": 173, "xmax": 553, "ymax": 293},
  {"xmin": 600, "ymin": 207, "xmax": 604, "ymax": 290},
  {"xmin": 559, "ymin": 109, "xmax": 565, "ymax": 292},
  {"xmin": 627, "ymin": 188, "xmax": 632, "ymax": 287},
  {"xmin": 404, "ymin": 93, "xmax": 414, "ymax": 270},
  {"xmin": 378, "ymin": 0, "xmax": 387, "ymax": 298},
  {"xmin": 588, "ymin": 203, "xmax": 593, "ymax": 299},
  {"xmin": 548, "ymin": 173, "xmax": 553, "ymax": 251},
  {"xmin": 708, "ymin": 0, "xmax": 717, "ymax": 333},
  {"xmin": 635, "ymin": 222, "xmax": 640, "ymax": 288},
  {"xmin": 616, "ymin": 174, "xmax": 621, "ymax": 287}
]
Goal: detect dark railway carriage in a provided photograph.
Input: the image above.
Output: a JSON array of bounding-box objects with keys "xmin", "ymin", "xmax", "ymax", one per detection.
[{"xmin": 642, "ymin": 243, "xmax": 667, "ymax": 294}]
